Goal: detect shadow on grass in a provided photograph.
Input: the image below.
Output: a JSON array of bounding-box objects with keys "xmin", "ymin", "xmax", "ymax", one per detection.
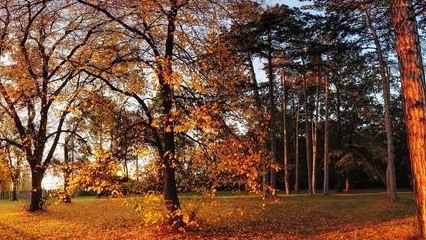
[{"xmin": 183, "ymin": 192, "xmax": 417, "ymax": 239}]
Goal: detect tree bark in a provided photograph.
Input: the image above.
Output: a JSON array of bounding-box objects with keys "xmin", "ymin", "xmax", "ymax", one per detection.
[
  {"xmin": 344, "ymin": 178, "xmax": 350, "ymax": 192},
  {"xmin": 267, "ymin": 32, "xmax": 277, "ymax": 194},
  {"xmin": 11, "ymin": 181, "xmax": 17, "ymax": 201},
  {"xmin": 303, "ymin": 74, "xmax": 313, "ymax": 195},
  {"xmin": 336, "ymin": 84, "xmax": 342, "ymax": 149},
  {"xmin": 282, "ymin": 72, "xmax": 290, "ymax": 195},
  {"xmin": 312, "ymin": 69, "xmax": 320, "ymax": 195},
  {"xmin": 362, "ymin": 3, "xmax": 397, "ymax": 203},
  {"xmin": 30, "ymin": 169, "xmax": 43, "ymax": 211},
  {"xmin": 63, "ymin": 139, "xmax": 71, "ymax": 203},
  {"xmin": 323, "ymin": 73, "xmax": 330, "ymax": 195},
  {"xmin": 294, "ymin": 90, "xmax": 301, "ymax": 194},
  {"xmin": 390, "ymin": 0, "xmax": 426, "ymax": 236}
]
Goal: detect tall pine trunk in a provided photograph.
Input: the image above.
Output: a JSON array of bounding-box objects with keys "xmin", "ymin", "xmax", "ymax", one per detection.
[
  {"xmin": 303, "ymin": 74, "xmax": 313, "ymax": 195},
  {"xmin": 312, "ymin": 69, "xmax": 320, "ymax": 195},
  {"xmin": 267, "ymin": 32, "xmax": 277, "ymax": 194},
  {"xmin": 282, "ymin": 72, "xmax": 290, "ymax": 195},
  {"xmin": 323, "ymin": 73, "xmax": 330, "ymax": 195},
  {"xmin": 362, "ymin": 3, "xmax": 397, "ymax": 202},
  {"xmin": 294, "ymin": 91, "xmax": 301, "ymax": 194},
  {"xmin": 390, "ymin": 0, "xmax": 426, "ymax": 236},
  {"xmin": 336, "ymin": 85, "xmax": 342, "ymax": 149}
]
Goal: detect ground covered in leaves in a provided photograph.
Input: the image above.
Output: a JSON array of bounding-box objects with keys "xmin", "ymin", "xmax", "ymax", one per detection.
[{"xmin": 0, "ymin": 191, "xmax": 420, "ymax": 240}]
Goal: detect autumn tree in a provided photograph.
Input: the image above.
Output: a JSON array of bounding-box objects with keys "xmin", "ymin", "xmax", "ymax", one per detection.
[
  {"xmin": 72, "ymin": 0, "xmax": 261, "ymax": 225},
  {"xmin": 0, "ymin": 0, "xmax": 97, "ymax": 211}
]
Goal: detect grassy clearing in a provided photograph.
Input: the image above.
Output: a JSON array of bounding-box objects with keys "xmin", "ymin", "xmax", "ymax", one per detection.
[{"xmin": 0, "ymin": 192, "xmax": 420, "ymax": 240}]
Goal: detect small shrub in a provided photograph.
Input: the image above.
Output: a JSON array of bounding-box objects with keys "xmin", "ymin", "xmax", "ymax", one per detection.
[{"xmin": 76, "ymin": 189, "xmax": 98, "ymax": 196}]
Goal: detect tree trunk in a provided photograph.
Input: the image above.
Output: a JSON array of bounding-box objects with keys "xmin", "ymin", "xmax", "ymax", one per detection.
[
  {"xmin": 336, "ymin": 85, "xmax": 342, "ymax": 149},
  {"xmin": 267, "ymin": 32, "xmax": 277, "ymax": 194},
  {"xmin": 161, "ymin": 3, "xmax": 182, "ymax": 226},
  {"xmin": 124, "ymin": 157, "xmax": 129, "ymax": 180},
  {"xmin": 161, "ymin": 86, "xmax": 180, "ymax": 216},
  {"xmin": 248, "ymin": 55, "xmax": 268, "ymax": 196},
  {"xmin": 11, "ymin": 181, "xmax": 17, "ymax": 201},
  {"xmin": 163, "ymin": 153, "xmax": 181, "ymax": 222},
  {"xmin": 323, "ymin": 73, "xmax": 330, "ymax": 195},
  {"xmin": 362, "ymin": 3, "xmax": 397, "ymax": 203},
  {"xmin": 294, "ymin": 90, "xmax": 301, "ymax": 194},
  {"xmin": 282, "ymin": 72, "xmax": 290, "ymax": 195},
  {"xmin": 162, "ymin": 82, "xmax": 182, "ymax": 227},
  {"xmin": 63, "ymin": 141, "xmax": 71, "ymax": 203},
  {"xmin": 29, "ymin": 169, "xmax": 43, "ymax": 211},
  {"xmin": 344, "ymin": 178, "xmax": 350, "ymax": 192},
  {"xmin": 312, "ymin": 70, "xmax": 320, "ymax": 195},
  {"xmin": 390, "ymin": 0, "xmax": 426, "ymax": 236},
  {"xmin": 303, "ymin": 74, "xmax": 313, "ymax": 195}
]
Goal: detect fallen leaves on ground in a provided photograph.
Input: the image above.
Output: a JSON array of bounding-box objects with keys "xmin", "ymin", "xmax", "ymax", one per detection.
[{"xmin": 0, "ymin": 192, "xmax": 420, "ymax": 240}]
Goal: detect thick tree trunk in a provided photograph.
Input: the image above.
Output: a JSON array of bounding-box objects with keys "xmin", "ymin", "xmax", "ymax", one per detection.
[
  {"xmin": 11, "ymin": 181, "xmax": 17, "ymax": 201},
  {"xmin": 303, "ymin": 74, "xmax": 313, "ymax": 195},
  {"xmin": 390, "ymin": 0, "xmax": 426, "ymax": 236},
  {"xmin": 362, "ymin": 4, "xmax": 397, "ymax": 203},
  {"xmin": 163, "ymin": 151, "xmax": 180, "ymax": 216},
  {"xmin": 294, "ymin": 91, "xmax": 301, "ymax": 194},
  {"xmin": 161, "ymin": 91, "xmax": 179, "ymax": 216},
  {"xmin": 323, "ymin": 73, "xmax": 330, "ymax": 195},
  {"xmin": 267, "ymin": 33, "xmax": 277, "ymax": 194},
  {"xmin": 162, "ymin": 81, "xmax": 182, "ymax": 226},
  {"xmin": 29, "ymin": 170, "xmax": 43, "ymax": 211},
  {"xmin": 161, "ymin": 77, "xmax": 181, "ymax": 223},
  {"xmin": 282, "ymin": 72, "xmax": 290, "ymax": 195},
  {"xmin": 161, "ymin": 97, "xmax": 182, "ymax": 220}
]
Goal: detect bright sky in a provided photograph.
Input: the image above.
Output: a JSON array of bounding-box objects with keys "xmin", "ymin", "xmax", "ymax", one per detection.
[{"xmin": 266, "ymin": 0, "xmax": 306, "ymax": 7}]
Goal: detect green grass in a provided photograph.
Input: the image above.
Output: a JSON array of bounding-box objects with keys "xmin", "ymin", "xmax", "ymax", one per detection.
[{"xmin": 0, "ymin": 192, "xmax": 420, "ymax": 240}]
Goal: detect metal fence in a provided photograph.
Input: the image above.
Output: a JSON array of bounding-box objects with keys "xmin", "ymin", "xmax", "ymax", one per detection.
[{"xmin": 0, "ymin": 190, "xmax": 56, "ymax": 200}]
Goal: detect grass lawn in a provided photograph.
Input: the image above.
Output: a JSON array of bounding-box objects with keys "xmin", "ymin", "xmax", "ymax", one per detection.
[{"xmin": 0, "ymin": 191, "xmax": 420, "ymax": 240}]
